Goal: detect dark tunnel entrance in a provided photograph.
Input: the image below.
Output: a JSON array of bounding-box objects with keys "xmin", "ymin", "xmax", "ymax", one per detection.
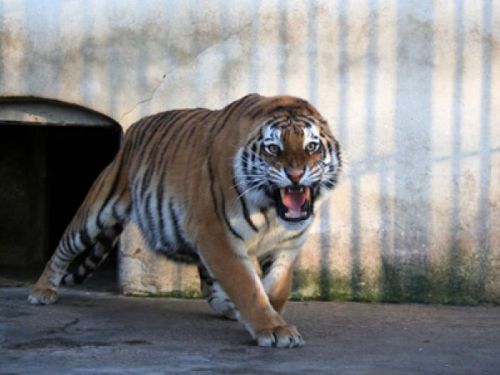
[{"xmin": 0, "ymin": 100, "xmax": 122, "ymax": 286}]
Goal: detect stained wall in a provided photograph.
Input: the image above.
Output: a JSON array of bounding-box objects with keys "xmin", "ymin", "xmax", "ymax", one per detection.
[{"xmin": 1, "ymin": 0, "xmax": 499, "ymax": 302}]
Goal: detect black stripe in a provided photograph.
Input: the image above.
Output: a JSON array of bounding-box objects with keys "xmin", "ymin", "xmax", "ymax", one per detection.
[
  {"xmin": 294, "ymin": 98, "xmax": 309, "ymax": 106},
  {"xmin": 198, "ymin": 265, "xmax": 215, "ymax": 286},
  {"xmin": 250, "ymin": 144, "xmax": 257, "ymax": 163},
  {"xmin": 69, "ymin": 262, "xmax": 94, "ymax": 285},
  {"xmin": 58, "ymin": 243, "xmax": 71, "ymax": 263},
  {"xmin": 320, "ymin": 141, "xmax": 327, "ymax": 159},
  {"xmin": 79, "ymin": 227, "xmax": 93, "ymax": 248},
  {"xmin": 160, "ymin": 110, "xmax": 208, "ymax": 170},
  {"xmin": 111, "ymin": 202, "xmax": 121, "ymax": 221},
  {"xmin": 124, "ymin": 120, "xmax": 146, "ymax": 163},
  {"xmin": 185, "ymin": 111, "xmax": 214, "ymax": 153},
  {"xmin": 95, "ymin": 212, "xmax": 105, "ymax": 230},
  {"xmin": 169, "ymin": 200, "xmax": 181, "ymax": 246},
  {"xmin": 238, "ymin": 94, "xmax": 262, "ymax": 116},
  {"xmin": 327, "ymin": 140, "xmax": 333, "ymax": 156},
  {"xmin": 72, "ymin": 269, "xmax": 88, "ymax": 284},
  {"xmin": 259, "ymin": 255, "xmax": 274, "ymax": 276},
  {"xmin": 97, "ymin": 149, "xmax": 128, "ymax": 226},
  {"xmin": 63, "ymin": 235, "xmax": 75, "ymax": 257},
  {"xmin": 168, "ymin": 114, "xmax": 198, "ymax": 160},
  {"xmin": 61, "ymin": 274, "xmax": 70, "ymax": 285},
  {"xmin": 220, "ymin": 189, "xmax": 244, "ymax": 241},
  {"xmin": 183, "ymin": 111, "xmax": 210, "ymax": 147},
  {"xmin": 241, "ymin": 150, "xmax": 249, "ymax": 179},
  {"xmin": 169, "ymin": 200, "xmax": 191, "ymax": 249},
  {"xmin": 149, "ymin": 111, "xmax": 192, "ymax": 216},
  {"xmin": 249, "ymin": 107, "xmax": 264, "ymax": 119},
  {"xmin": 137, "ymin": 110, "xmax": 185, "ymax": 175},
  {"xmin": 126, "ymin": 122, "xmax": 144, "ymax": 159},
  {"xmin": 207, "ymin": 153, "xmax": 221, "ymax": 220},
  {"xmin": 140, "ymin": 164, "xmax": 155, "ymax": 199},
  {"xmin": 143, "ymin": 192, "xmax": 157, "ymax": 246},
  {"xmin": 264, "ymin": 188, "xmax": 273, "ymax": 199},
  {"xmin": 132, "ymin": 187, "xmax": 147, "ymax": 238},
  {"xmin": 260, "ymin": 208, "xmax": 270, "ymax": 229},
  {"xmin": 208, "ymin": 95, "xmax": 249, "ymax": 139},
  {"xmin": 232, "ymin": 176, "xmax": 258, "ymax": 232},
  {"xmin": 278, "ymin": 228, "xmax": 308, "ymax": 244},
  {"xmin": 128, "ymin": 113, "xmax": 167, "ymax": 169},
  {"xmin": 156, "ymin": 182, "xmax": 169, "ymax": 248},
  {"xmin": 181, "ymin": 112, "xmax": 215, "ymax": 188},
  {"xmin": 110, "ymin": 222, "xmax": 123, "ymax": 236},
  {"xmin": 89, "ymin": 253, "xmax": 103, "ymax": 265},
  {"xmin": 245, "ymin": 95, "xmax": 269, "ymax": 119},
  {"xmin": 267, "ymin": 116, "xmax": 287, "ymax": 129},
  {"xmin": 324, "ymin": 179, "xmax": 336, "ymax": 189},
  {"xmin": 111, "ymin": 201, "xmax": 131, "ymax": 225},
  {"xmin": 96, "ymin": 233, "xmax": 113, "ymax": 249},
  {"xmin": 139, "ymin": 113, "xmax": 173, "ymax": 195},
  {"xmin": 169, "ymin": 109, "xmax": 208, "ymax": 162}
]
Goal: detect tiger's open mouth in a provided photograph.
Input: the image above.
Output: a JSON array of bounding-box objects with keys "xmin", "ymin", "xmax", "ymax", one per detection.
[{"xmin": 274, "ymin": 186, "xmax": 313, "ymax": 222}]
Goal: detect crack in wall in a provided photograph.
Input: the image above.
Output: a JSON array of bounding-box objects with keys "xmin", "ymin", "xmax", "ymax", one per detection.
[{"xmin": 118, "ymin": 18, "xmax": 257, "ymax": 124}]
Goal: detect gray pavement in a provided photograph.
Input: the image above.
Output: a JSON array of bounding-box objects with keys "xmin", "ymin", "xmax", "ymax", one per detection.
[{"xmin": 1, "ymin": 286, "xmax": 499, "ymax": 374}]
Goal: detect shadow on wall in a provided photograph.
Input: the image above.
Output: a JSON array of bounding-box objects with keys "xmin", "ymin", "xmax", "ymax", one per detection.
[{"xmin": 294, "ymin": 0, "xmax": 498, "ymax": 304}]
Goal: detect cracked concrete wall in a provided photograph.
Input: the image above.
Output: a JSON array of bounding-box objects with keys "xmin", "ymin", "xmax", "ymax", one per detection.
[{"xmin": 1, "ymin": 0, "xmax": 499, "ymax": 303}]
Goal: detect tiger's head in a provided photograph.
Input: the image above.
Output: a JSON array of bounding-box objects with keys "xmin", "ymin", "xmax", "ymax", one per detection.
[{"xmin": 234, "ymin": 98, "xmax": 341, "ymax": 225}]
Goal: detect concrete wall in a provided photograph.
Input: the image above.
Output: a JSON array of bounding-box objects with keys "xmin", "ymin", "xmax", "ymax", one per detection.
[{"xmin": 1, "ymin": 0, "xmax": 499, "ymax": 303}]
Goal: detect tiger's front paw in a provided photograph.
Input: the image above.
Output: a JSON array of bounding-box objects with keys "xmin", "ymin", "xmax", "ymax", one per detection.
[
  {"xmin": 27, "ymin": 287, "xmax": 59, "ymax": 305},
  {"xmin": 255, "ymin": 324, "xmax": 305, "ymax": 348}
]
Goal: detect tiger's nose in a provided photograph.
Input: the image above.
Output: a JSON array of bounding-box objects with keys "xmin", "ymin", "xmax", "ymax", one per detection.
[{"xmin": 286, "ymin": 168, "xmax": 304, "ymax": 184}]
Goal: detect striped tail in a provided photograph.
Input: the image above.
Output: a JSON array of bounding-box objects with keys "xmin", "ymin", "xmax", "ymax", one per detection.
[{"xmin": 61, "ymin": 223, "xmax": 123, "ymax": 286}]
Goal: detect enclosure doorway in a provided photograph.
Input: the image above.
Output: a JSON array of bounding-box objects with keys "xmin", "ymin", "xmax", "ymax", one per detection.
[{"xmin": 0, "ymin": 99, "xmax": 122, "ymax": 284}]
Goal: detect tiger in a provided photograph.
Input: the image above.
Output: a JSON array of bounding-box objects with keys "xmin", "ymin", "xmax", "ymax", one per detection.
[{"xmin": 28, "ymin": 93, "xmax": 342, "ymax": 348}]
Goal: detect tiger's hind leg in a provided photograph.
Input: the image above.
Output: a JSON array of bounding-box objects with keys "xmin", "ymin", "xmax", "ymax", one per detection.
[
  {"xmin": 28, "ymin": 160, "xmax": 130, "ymax": 305},
  {"xmin": 198, "ymin": 264, "xmax": 239, "ymax": 321}
]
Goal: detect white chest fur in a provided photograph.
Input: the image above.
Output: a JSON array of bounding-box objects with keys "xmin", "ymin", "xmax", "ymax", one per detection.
[{"xmin": 230, "ymin": 205, "xmax": 310, "ymax": 259}]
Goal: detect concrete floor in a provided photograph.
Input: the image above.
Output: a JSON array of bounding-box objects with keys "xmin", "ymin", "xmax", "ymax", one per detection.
[{"xmin": 1, "ymin": 285, "xmax": 499, "ymax": 375}]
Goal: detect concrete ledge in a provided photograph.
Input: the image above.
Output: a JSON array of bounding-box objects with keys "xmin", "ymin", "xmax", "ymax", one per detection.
[
  {"xmin": 118, "ymin": 222, "xmax": 500, "ymax": 304},
  {"xmin": 118, "ymin": 222, "xmax": 201, "ymax": 298}
]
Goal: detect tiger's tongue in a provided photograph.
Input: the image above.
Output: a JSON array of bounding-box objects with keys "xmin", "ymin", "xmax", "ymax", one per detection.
[{"xmin": 282, "ymin": 190, "xmax": 306, "ymax": 217}]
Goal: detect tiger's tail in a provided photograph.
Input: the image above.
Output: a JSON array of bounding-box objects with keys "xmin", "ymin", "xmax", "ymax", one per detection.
[
  {"xmin": 28, "ymin": 146, "xmax": 131, "ymax": 304},
  {"xmin": 60, "ymin": 223, "xmax": 122, "ymax": 286}
]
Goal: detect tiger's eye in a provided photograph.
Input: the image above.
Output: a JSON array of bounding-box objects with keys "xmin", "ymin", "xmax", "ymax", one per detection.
[
  {"xmin": 305, "ymin": 142, "xmax": 319, "ymax": 153},
  {"xmin": 266, "ymin": 144, "xmax": 280, "ymax": 155}
]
